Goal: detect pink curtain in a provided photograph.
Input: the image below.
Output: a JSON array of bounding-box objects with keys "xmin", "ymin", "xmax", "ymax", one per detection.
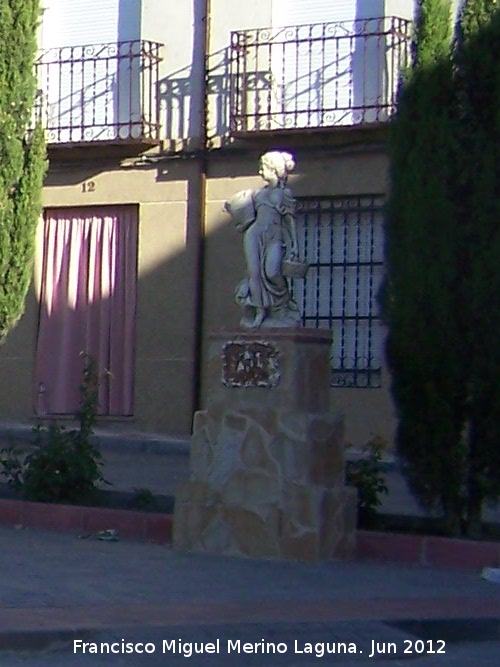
[{"xmin": 34, "ymin": 206, "xmax": 138, "ymax": 416}]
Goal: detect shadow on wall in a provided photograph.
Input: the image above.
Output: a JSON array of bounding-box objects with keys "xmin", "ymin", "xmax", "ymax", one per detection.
[{"xmin": 158, "ymin": 45, "xmax": 234, "ymax": 151}]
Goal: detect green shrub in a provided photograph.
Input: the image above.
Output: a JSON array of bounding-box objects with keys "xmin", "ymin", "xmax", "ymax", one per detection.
[
  {"xmin": 129, "ymin": 487, "xmax": 158, "ymax": 511},
  {"xmin": 0, "ymin": 354, "xmax": 109, "ymax": 503},
  {"xmin": 345, "ymin": 436, "xmax": 389, "ymax": 526}
]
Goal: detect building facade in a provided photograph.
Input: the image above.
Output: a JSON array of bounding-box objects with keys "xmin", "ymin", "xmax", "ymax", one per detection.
[{"xmin": 1, "ymin": 0, "xmax": 427, "ymax": 446}]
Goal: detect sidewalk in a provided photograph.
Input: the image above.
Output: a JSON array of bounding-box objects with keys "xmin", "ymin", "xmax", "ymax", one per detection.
[{"xmin": 93, "ymin": 430, "xmax": 500, "ymax": 524}]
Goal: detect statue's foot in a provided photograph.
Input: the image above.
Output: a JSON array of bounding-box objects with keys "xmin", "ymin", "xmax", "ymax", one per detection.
[
  {"xmin": 240, "ymin": 307, "xmax": 266, "ymax": 328},
  {"xmin": 252, "ymin": 308, "xmax": 265, "ymax": 328}
]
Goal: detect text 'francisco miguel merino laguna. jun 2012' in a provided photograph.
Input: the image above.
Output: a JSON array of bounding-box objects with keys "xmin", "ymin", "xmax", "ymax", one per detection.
[{"xmin": 73, "ymin": 637, "xmax": 447, "ymax": 658}]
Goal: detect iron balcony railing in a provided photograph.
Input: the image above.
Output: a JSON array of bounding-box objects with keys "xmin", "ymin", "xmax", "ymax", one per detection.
[
  {"xmin": 229, "ymin": 16, "xmax": 411, "ymax": 134},
  {"xmin": 33, "ymin": 40, "xmax": 162, "ymax": 145}
]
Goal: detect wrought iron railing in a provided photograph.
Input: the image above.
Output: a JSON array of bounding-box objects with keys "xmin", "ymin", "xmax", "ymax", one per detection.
[
  {"xmin": 229, "ymin": 17, "xmax": 411, "ymax": 133},
  {"xmin": 291, "ymin": 195, "xmax": 385, "ymax": 388},
  {"xmin": 33, "ymin": 40, "xmax": 162, "ymax": 144}
]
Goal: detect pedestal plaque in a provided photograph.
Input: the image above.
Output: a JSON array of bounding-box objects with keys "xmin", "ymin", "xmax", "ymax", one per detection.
[
  {"xmin": 173, "ymin": 329, "xmax": 357, "ymax": 561},
  {"xmin": 222, "ymin": 340, "xmax": 280, "ymax": 388}
]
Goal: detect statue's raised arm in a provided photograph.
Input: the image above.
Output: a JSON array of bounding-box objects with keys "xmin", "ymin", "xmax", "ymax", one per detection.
[{"xmin": 224, "ymin": 151, "xmax": 308, "ymax": 329}]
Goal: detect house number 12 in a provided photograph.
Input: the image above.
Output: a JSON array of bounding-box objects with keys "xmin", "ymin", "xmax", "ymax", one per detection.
[{"xmin": 82, "ymin": 181, "xmax": 96, "ymax": 193}]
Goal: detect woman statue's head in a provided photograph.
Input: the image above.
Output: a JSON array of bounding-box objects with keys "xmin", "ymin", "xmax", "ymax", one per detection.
[{"xmin": 259, "ymin": 151, "xmax": 295, "ymax": 185}]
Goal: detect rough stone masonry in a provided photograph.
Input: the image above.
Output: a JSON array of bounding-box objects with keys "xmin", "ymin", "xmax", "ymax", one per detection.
[{"xmin": 173, "ymin": 328, "xmax": 357, "ymax": 561}]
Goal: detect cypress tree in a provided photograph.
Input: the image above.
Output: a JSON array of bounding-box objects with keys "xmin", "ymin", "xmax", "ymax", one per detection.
[
  {"xmin": 0, "ymin": 0, "xmax": 47, "ymax": 342},
  {"xmin": 383, "ymin": 0, "xmax": 468, "ymax": 535},
  {"xmin": 454, "ymin": 0, "xmax": 500, "ymax": 536}
]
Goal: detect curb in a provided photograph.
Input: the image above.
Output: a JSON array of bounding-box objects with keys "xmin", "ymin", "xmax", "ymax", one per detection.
[
  {"xmin": 0, "ymin": 497, "xmax": 498, "ymax": 571},
  {"xmin": 1, "ymin": 618, "xmax": 500, "ymax": 656},
  {"xmin": 2, "ymin": 603, "xmax": 500, "ymax": 654},
  {"xmin": 97, "ymin": 433, "xmax": 190, "ymax": 456},
  {"xmin": 0, "ymin": 423, "xmax": 191, "ymax": 457},
  {"xmin": 357, "ymin": 529, "xmax": 500, "ymax": 571},
  {"xmin": 0, "ymin": 498, "xmax": 173, "ymax": 544}
]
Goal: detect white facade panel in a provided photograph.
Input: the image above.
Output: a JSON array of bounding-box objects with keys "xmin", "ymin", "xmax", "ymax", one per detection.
[
  {"xmin": 272, "ymin": 0, "xmax": 356, "ymax": 27},
  {"xmin": 41, "ymin": 0, "xmax": 120, "ymax": 48},
  {"xmin": 269, "ymin": 0, "xmax": 399, "ymax": 128},
  {"xmin": 384, "ymin": 0, "xmax": 414, "ymax": 21},
  {"xmin": 39, "ymin": 0, "xmax": 144, "ymax": 143}
]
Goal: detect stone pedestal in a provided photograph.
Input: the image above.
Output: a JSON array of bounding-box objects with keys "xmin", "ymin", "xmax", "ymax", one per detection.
[{"xmin": 173, "ymin": 329, "xmax": 357, "ymax": 561}]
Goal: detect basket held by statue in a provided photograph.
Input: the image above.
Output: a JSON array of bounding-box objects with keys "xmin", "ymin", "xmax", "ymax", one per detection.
[{"xmin": 282, "ymin": 258, "xmax": 309, "ymax": 278}]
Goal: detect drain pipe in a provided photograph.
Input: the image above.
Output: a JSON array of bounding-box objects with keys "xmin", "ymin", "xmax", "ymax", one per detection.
[{"xmin": 190, "ymin": 0, "xmax": 211, "ymax": 417}]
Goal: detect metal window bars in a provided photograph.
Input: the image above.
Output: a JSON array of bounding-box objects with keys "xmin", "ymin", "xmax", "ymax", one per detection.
[{"xmin": 291, "ymin": 195, "xmax": 385, "ymax": 388}]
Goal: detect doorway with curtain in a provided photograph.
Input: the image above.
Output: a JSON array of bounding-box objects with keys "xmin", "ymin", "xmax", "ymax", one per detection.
[{"xmin": 34, "ymin": 205, "xmax": 138, "ymax": 417}]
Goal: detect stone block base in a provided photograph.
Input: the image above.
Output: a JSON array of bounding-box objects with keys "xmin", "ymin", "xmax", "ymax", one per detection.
[
  {"xmin": 173, "ymin": 329, "xmax": 357, "ymax": 561},
  {"xmin": 174, "ymin": 478, "xmax": 357, "ymax": 561}
]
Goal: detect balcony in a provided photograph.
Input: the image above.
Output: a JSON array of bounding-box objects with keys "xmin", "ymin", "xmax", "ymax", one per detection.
[
  {"xmin": 33, "ymin": 40, "xmax": 162, "ymax": 152},
  {"xmin": 228, "ymin": 17, "xmax": 411, "ymax": 137}
]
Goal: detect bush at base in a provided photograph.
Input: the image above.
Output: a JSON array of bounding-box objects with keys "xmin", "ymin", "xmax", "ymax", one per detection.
[{"xmin": 0, "ymin": 354, "xmax": 108, "ymax": 504}]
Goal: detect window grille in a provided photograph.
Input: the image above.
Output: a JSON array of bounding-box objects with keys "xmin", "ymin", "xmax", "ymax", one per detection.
[{"xmin": 292, "ymin": 195, "xmax": 385, "ymax": 388}]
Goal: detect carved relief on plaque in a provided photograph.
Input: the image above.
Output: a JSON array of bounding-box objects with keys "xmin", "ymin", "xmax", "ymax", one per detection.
[{"xmin": 222, "ymin": 341, "xmax": 280, "ymax": 388}]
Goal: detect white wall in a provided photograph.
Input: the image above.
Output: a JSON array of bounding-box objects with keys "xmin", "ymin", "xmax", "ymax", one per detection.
[
  {"xmin": 385, "ymin": 0, "xmax": 465, "ymax": 25},
  {"xmin": 452, "ymin": 0, "xmax": 466, "ymax": 21},
  {"xmin": 210, "ymin": 0, "xmax": 271, "ymax": 49},
  {"xmin": 272, "ymin": 0, "xmax": 360, "ymax": 26},
  {"xmin": 41, "ymin": 0, "xmax": 121, "ymax": 47},
  {"xmin": 152, "ymin": 0, "xmax": 273, "ymax": 146},
  {"xmin": 385, "ymin": 0, "xmax": 415, "ymax": 21}
]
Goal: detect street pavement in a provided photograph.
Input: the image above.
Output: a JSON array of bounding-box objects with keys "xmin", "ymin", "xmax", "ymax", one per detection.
[
  {"xmin": 0, "ymin": 424, "xmax": 499, "ymax": 665},
  {"xmin": 0, "ymin": 525, "xmax": 499, "ymax": 666}
]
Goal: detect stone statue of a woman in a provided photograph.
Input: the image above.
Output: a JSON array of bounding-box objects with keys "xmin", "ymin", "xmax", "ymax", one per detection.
[{"xmin": 224, "ymin": 151, "xmax": 306, "ymax": 328}]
